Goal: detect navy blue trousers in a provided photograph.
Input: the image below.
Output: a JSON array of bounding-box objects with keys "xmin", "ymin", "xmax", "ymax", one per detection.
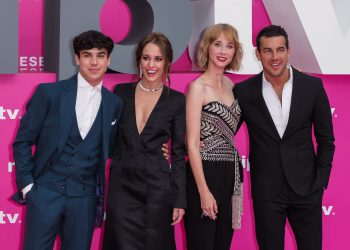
[{"xmin": 23, "ymin": 184, "xmax": 97, "ymax": 250}]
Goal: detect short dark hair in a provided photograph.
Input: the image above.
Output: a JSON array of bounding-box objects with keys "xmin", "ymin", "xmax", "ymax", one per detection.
[
  {"xmin": 256, "ymin": 25, "xmax": 289, "ymax": 51},
  {"xmin": 73, "ymin": 30, "xmax": 114, "ymax": 56}
]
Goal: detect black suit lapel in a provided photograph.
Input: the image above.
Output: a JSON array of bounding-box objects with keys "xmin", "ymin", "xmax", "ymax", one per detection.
[
  {"xmin": 139, "ymin": 85, "xmax": 167, "ymax": 137},
  {"xmin": 252, "ymin": 74, "xmax": 281, "ymax": 140},
  {"xmin": 130, "ymin": 83, "xmax": 142, "ymax": 137},
  {"xmin": 282, "ymin": 68, "xmax": 302, "ymax": 140}
]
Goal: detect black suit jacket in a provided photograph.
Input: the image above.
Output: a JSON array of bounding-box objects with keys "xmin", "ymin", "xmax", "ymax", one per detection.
[
  {"xmin": 234, "ymin": 68, "xmax": 335, "ymax": 200},
  {"xmin": 112, "ymin": 83, "xmax": 187, "ymax": 208}
]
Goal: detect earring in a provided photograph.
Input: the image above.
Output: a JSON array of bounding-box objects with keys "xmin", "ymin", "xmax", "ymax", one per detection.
[
  {"xmin": 166, "ymin": 65, "xmax": 171, "ymax": 83},
  {"xmin": 139, "ymin": 66, "xmax": 143, "ymax": 79}
]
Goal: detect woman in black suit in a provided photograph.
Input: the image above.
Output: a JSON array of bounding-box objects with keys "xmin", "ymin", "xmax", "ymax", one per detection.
[{"xmin": 103, "ymin": 33, "xmax": 186, "ymax": 250}]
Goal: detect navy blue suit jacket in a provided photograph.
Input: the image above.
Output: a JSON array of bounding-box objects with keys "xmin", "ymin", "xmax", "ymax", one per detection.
[{"xmin": 12, "ymin": 75, "xmax": 123, "ymax": 226}]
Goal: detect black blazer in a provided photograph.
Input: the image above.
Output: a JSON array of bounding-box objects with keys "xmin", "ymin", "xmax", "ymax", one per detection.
[
  {"xmin": 112, "ymin": 83, "xmax": 187, "ymax": 208},
  {"xmin": 234, "ymin": 68, "xmax": 335, "ymax": 200}
]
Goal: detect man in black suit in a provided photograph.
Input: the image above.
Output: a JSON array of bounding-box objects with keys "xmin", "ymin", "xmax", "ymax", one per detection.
[
  {"xmin": 234, "ymin": 25, "xmax": 335, "ymax": 250},
  {"xmin": 12, "ymin": 30, "xmax": 123, "ymax": 250}
]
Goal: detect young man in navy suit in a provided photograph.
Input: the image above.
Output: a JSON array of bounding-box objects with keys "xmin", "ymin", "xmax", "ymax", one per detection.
[
  {"xmin": 12, "ymin": 30, "xmax": 123, "ymax": 250},
  {"xmin": 234, "ymin": 25, "xmax": 335, "ymax": 250}
]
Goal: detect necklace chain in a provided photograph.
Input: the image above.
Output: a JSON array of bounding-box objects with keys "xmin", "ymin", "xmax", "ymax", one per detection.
[{"xmin": 139, "ymin": 81, "xmax": 163, "ymax": 92}]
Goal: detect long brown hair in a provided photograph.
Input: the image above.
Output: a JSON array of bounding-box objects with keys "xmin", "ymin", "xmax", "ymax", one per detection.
[{"xmin": 135, "ymin": 32, "xmax": 173, "ymax": 87}]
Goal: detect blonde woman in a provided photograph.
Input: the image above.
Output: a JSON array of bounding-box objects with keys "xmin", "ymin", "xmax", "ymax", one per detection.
[{"xmin": 185, "ymin": 23, "xmax": 243, "ymax": 250}]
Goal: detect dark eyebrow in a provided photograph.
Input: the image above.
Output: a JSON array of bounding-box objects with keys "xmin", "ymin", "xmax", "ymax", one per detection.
[{"xmin": 81, "ymin": 51, "xmax": 92, "ymax": 55}]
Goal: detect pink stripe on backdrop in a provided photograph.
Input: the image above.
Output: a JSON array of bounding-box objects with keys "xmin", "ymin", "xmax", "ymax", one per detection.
[
  {"xmin": 0, "ymin": 73, "xmax": 56, "ymax": 250},
  {"xmin": 18, "ymin": 0, "xmax": 44, "ymax": 73}
]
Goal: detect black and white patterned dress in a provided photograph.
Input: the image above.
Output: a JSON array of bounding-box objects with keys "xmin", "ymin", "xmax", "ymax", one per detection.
[{"xmin": 185, "ymin": 100, "xmax": 243, "ymax": 250}]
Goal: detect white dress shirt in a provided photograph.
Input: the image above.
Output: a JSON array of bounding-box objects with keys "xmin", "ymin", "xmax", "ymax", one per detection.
[
  {"xmin": 75, "ymin": 73, "xmax": 102, "ymax": 139},
  {"xmin": 262, "ymin": 66, "xmax": 293, "ymax": 138}
]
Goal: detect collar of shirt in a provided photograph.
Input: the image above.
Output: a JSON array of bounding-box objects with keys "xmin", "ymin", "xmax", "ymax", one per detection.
[
  {"xmin": 77, "ymin": 73, "xmax": 102, "ymax": 92},
  {"xmin": 262, "ymin": 64, "xmax": 293, "ymax": 138},
  {"xmin": 76, "ymin": 73, "xmax": 102, "ymax": 139},
  {"xmin": 262, "ymin": 64, "xmax": 293, "ymax": 88}
]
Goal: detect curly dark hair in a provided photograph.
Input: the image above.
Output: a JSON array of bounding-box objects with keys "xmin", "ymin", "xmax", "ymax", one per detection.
[{"xmin": 73, "ymin": 30, "xmax": 114, "ymax": 56}]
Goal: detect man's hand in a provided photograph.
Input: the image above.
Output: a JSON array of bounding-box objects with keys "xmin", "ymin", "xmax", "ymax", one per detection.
[{"xmin": 22, "ymin": 183, "xmax": 33, "ymax": 199}]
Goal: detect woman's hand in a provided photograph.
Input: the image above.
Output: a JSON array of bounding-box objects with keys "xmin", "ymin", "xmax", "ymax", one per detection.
[
  {"xmin": 171, "ymin": 208, "xmax": 185, "ymax": 226},
  {"xmin": 162, "ymin": 143, "xmax": 169, "ymax": 160},
  {"xmin": 200, "ymin": 190, "xmax": 218, "ymax": 220}
]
